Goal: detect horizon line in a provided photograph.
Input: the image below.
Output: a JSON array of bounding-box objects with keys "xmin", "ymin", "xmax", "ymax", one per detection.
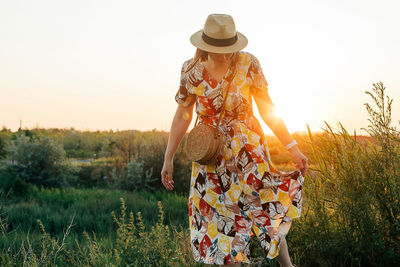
[{"xmin": 1, "ymin": 125, "xmax": 373, "ymax": 137}]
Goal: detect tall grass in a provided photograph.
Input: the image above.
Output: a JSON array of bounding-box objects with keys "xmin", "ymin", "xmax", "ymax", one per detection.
[
  {"xmin": 1, "ymin": 196, "xmax": 234, "ymax": 266},
  {"xmin": 289, "ymin": 82, "xmax": 400, "ymax": 266},
  {"xmin": 0, "ymin": 186, "xmax": 188, "ymax": 259}
]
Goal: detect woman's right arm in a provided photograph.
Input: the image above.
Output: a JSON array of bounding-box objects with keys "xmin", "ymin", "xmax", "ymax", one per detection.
[{"xmin": 161, "ymin": 103, "xmax": 194, "ymax": 190}]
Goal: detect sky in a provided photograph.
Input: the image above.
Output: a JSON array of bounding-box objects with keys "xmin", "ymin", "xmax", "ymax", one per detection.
[{"xmin": 0, "ymin": 0, "xmax": 399, "ymax": 135}]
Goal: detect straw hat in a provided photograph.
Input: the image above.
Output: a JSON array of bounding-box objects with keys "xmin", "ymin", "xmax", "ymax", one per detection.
[{"xmin": 190, "ymin": 14, "xmax": 248, "ymax": 53}]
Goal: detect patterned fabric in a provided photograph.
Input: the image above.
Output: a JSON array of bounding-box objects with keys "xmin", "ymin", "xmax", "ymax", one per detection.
[{"xmin": 175, "ymin": 51, "xmax": 304, "ymax": 265}]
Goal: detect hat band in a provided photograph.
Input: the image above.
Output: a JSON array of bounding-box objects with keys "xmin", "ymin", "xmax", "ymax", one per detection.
[{"xmin": 202, "ymin": 32, "xmax": 238, "ymax": 47}]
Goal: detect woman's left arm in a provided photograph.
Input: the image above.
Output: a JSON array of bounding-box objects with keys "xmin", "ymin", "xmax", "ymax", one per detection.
[{"xmin": 253, "ymin": 89, "xmax": 309, "ymax": 176}]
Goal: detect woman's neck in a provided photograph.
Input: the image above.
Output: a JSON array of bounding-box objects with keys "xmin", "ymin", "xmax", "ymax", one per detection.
[{"xmin": 204, "ymin": 57, "xmax": 231, "ymax": 70}]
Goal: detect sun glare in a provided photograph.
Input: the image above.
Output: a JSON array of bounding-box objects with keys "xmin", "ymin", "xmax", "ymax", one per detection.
[{"xmin": 253, "ymin": 97, "xmax": 312, "ymax": 135}]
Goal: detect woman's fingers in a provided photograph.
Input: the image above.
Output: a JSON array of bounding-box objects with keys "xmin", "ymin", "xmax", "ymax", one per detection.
[
  {"xmin": 162, "ymin": 174, "xmax": 171, "ymax": 190},
  {"xmin": 161, "ymin": 169, "xmax": 174, "ymax": 191},
  {"xmin": 161, "ymin": 161, "xmax": 174, "ymax": 191},
  {"xmin": 300, "ymin": 157, "xmax": 308, "ymax": 176},
  {"xmin": 162, "ymin": 173, "xmax": 169, "ymax": 190},
  {"xmin": 166, "ymin": 173, "xmax": 174, "ymax": 190},
  {"xmin": 292, "ymin": 151, "xmax": 309, "ymax": 177},
  {"xmin": 296, "ymin": 157, "xmax": 304, "ymax": 170},
  {"xmin": 169, "ymin": 174, "xmax": 174, "ymax": 185}
]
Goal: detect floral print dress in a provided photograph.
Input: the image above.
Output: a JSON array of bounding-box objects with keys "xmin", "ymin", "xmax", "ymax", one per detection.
[{"xmin": 175, "ymin": 51, "xmax": 304, "ymax": 265}]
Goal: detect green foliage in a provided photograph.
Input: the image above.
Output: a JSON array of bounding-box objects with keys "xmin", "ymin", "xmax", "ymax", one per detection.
[
  {"xmin": 109, "ymin": 198, "xmax": 195, "ymax": 266},
  {"xmin": 0, "ymin": 127, "xmax": 12, "ymax": 159},
  {"xmin": 72, "ymin": 157, "xmax": 116, "ymax": 188},
  {"xmin": 0, "ymin": 169, "xmax": 34, "ymax": 198},
  {"xmin": 1, "ymin": 127, "xmax": 195, "ymax": 194},
  {"xmin": 294, "ymin": 82, "xmax": 400, "ymax": 266},
  {"xmin": 362, "ymin": 82, "xmax": 399, "ymax": 146},
  {"xmin": 0, "ymin": 137, "xmax": 6, "ymax": 160},
  {"xmin": 5, "ymin": 134, "xmax": 78, "ymax": 188},
  {"xmin": 0, "ymin": 195, "xmax": 200, "ymax": 266},
  {"xmin": 0, "ymin": 187, "xmax": 188, "ymax": 246},
  {"xmin": 126, "ymin": 158, "xmax": 157, "ymax": 191},
  {"xmin": 0, "ymin": 207, "xmax": 75, "ymax": 266},
  {"xmin": 111, "ymin": 157, "xmax": 157, "ymax": 192}
]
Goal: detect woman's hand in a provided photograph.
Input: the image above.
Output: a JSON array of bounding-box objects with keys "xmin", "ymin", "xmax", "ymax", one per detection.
[
  {"xmin": 161, "ymin": 158, "xmax": 174, "ymax": 191},
  {"xmin": 161, "ymin": 104, "xmax": 194, "ymax": 191},
  {"xmin": 288, "ymin": 146, "xmax": 308, "ymax": 177}
]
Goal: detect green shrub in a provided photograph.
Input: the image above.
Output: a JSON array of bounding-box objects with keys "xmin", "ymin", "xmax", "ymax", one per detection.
[
  {"xmin": 111, "ymin": 157, "xmax": 157, "ymax": 192},
  {"xmin": 0, "ymin": 169, "xmax": 34, "ymax": 198},
  {"xmin": 0, "ymin": 136, "xmax": 7, "ymax": 159},
  {"xmin": 5, "ymin": 134, "xmax": 79, "ymax": 188}
]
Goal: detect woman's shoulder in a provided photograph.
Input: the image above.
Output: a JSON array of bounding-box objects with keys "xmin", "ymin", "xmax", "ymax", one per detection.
[
  {"xmin": 239, "ymin": 50, "xmax": 255, "ymax": 59},
  {"xmin": 181, "ymin": 58, "xmax": 195, "ymax": 74},
  {"xmin": 179, "ymin": 58, "xmax": 203, "ymax": 90},
  {"xmin": 238, "ymin": 51, "xmax": 260, "ymax": 68}
]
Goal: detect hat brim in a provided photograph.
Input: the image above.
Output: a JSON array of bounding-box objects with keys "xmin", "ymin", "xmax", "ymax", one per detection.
[{"xmin": 190, "ymin": 29, "xmax": 248, "ymax": 53}]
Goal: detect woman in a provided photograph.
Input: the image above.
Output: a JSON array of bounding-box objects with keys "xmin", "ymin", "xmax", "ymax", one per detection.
[{"xmin": 161, "ymin": 14, "xmax": 308, "ymax": 267}]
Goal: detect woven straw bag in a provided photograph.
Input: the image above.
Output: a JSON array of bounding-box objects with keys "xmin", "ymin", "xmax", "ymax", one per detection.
[{"xmin": 185, "ymin": 123, "xmax": 225, "ymax": 165}]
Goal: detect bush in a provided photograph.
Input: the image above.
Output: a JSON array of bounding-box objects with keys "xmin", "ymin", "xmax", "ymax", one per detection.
[
  {"xmin": 5, "ymin": 134, "xmax": 79, "ymax": 188},
  {"xmin": 0, "ymin": 169, "xmax": 33, "ymax": 198},
  {"xmin": 0, "ymin": 136, "xmax": 7, "ymax": 159},
  {"xmin": 68, "ymin": 157, "xmax": 116, "ymax": 188},
  {"xmin": 111, "ymin": 157, "xmax": 157, "ymax": 191}
]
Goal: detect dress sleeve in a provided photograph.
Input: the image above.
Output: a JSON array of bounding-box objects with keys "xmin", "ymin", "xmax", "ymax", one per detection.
[
  {"xmin": 248, "ymin": 55, "xmax": 268, "ymax": 96},
  {"xmin": 174, "ymin": 60, "xmax": 196, "ymax": 107}
]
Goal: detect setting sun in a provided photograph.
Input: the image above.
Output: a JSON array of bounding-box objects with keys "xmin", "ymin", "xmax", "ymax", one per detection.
[{"xmin": 253, "ymin": 93, "xmax": 314, "ymax": 135}]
